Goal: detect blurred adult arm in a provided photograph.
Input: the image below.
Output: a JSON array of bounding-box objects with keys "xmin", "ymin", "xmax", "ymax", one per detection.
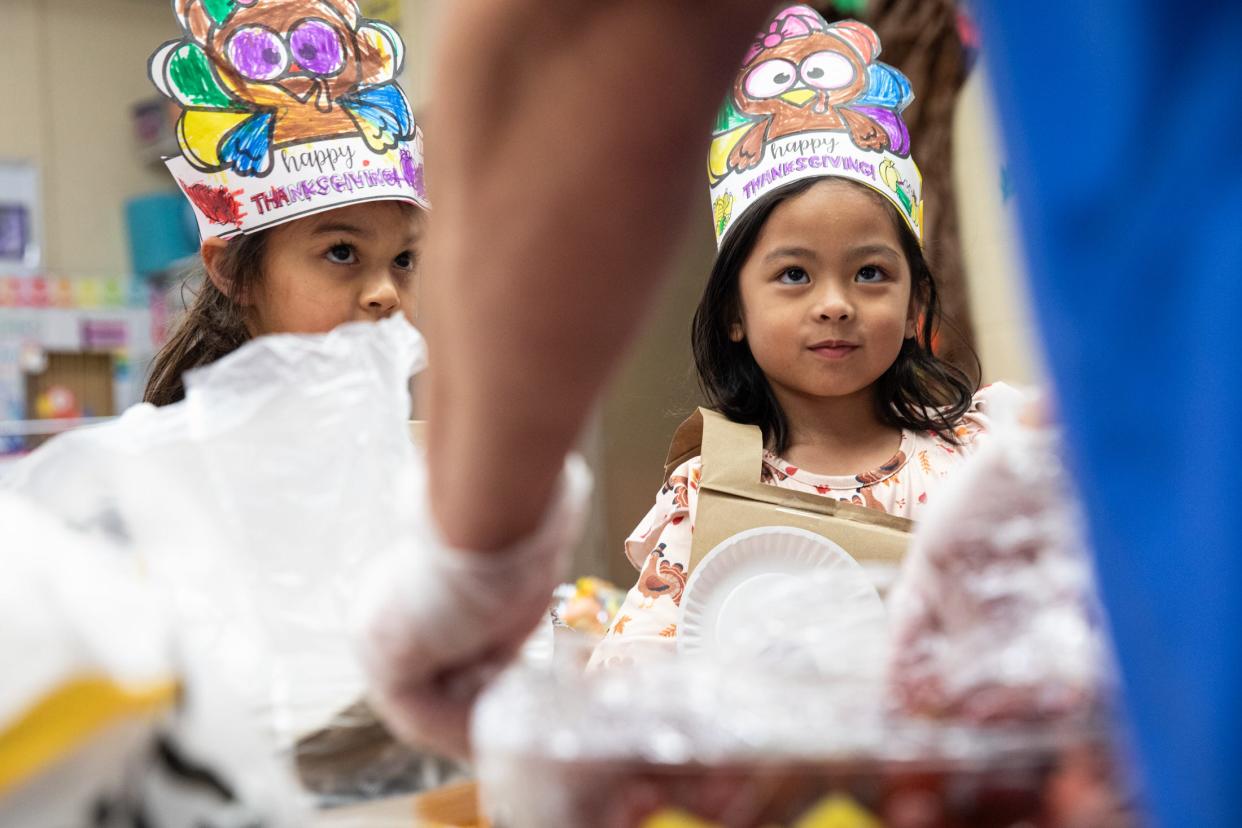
[
  {"xmin": 420, "ymin": 0, "xmax": 771, "ymax": 550},
  {"xmin": 366, "ymin": 1, "xmax": 773, "ymax": 758}
]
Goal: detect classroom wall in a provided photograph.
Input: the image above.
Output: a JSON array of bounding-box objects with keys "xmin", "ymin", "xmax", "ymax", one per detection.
[
  {"xmin": 395, "ymin": 0, "xmax": 443, "ymax": 108},
  {"xmin": 953, "ymin": 68, "xmax": 1045, "ymax": 386},
  {"xmin": 0, "ymin": 0, "xmax": 180, "ymax": 278},
  {"xmin": 0, "ymin": 0, "xmax": 440, "ymax": 279},
  {"xmin": 596, "ymin": 226, "xmax": 717, "ymax": 583}
]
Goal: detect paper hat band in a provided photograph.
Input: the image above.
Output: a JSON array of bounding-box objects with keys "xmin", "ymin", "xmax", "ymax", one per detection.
[
  {"xmin": 708, "ymin": 6, "xmax": 923, "ymax": 247},
  {"xmin": 149, "ymin": 0, "xmax": 428, "ymax": 240}
]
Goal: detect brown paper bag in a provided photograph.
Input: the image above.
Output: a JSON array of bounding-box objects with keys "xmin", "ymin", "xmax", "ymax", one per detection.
[{"xmin": 666, "ymin": 408, "xmax": 912, "ymax": 574}]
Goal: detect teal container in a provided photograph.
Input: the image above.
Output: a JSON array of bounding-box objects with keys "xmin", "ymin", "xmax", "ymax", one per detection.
[{"xmin": 125, "ymin": 192, "xmax": 198, "ymax": 278}]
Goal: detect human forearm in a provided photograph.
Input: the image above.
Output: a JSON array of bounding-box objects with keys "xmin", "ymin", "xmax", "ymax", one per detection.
[{"xmin": 420, "ymin": 0, "xmax": 771, "ymax": 550}]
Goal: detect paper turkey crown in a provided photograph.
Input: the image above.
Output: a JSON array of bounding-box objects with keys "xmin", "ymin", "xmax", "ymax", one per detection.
[
  {"xmin": 149, "ymin": 0, "xmax": 428, "ymax": 240},
  {"xmin": 708, "ymin": 5, "xmax": 923, "ymax": 247}
]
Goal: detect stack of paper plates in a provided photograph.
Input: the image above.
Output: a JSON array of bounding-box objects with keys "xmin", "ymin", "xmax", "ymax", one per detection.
[{"xmin": 677, "ymin": 526, "xmax": 889, "ymax": 678}]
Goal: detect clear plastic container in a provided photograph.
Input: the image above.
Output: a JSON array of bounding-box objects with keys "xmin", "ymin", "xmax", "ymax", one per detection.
[{"xmin": 473, "ymin": 662, "xmax": 1131, "ymax": 828}]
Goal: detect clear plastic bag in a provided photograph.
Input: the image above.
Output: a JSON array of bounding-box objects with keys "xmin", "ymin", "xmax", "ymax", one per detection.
[
  {"xmin": 0, "ymin": 491, "xmax": 305, "ymax": 826},
  {"xmin": 2, "ymin": 316, "xmax": 465, "ymax": 820}
]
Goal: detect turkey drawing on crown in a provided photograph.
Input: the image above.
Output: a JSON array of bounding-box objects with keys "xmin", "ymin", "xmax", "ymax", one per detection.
[
  {"xmin": 150, "ymin": 0, "xmax": 414, "ymax": 177},
  {"xmin": 709, "ymin": 6, "xmax": 914, "ymax": 183}
]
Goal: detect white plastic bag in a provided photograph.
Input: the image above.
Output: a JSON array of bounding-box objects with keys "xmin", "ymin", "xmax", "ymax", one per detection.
[
  {"xmin": 3, "ymin": 316, "xmax": 446, "ymax": 819},
  {"xmin": 0, "ymin": 492, "xmax": 302, "ymax": 827}
]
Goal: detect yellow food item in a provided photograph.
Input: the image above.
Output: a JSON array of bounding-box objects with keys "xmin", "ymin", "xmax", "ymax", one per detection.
[
  {"xmin": 793, "ymin": 794, "xmax": 884, "ymax": 828},
  {"xmin": 639, "ymin": 809, "xmax": 722, "ymax": 828}
]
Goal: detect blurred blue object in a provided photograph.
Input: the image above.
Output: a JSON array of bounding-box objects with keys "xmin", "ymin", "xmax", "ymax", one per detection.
[
  {"xmin": 974, "ymin": 3, "xmax": 1242, "ymax": 825},
  {"xmin": 125, "ymin": 192, "xmax": 198, "ymax": 278}
]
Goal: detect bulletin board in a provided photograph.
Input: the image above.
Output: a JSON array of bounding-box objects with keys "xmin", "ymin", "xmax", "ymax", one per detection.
[{"xmin": 0, "ymin": 161, "xmax": 42, "ymax": 274}]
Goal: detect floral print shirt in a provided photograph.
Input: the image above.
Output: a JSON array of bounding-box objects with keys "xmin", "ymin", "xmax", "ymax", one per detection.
[{"xmin": 589, "ymin": 384, "xmax": 1021, "ymax": 669}]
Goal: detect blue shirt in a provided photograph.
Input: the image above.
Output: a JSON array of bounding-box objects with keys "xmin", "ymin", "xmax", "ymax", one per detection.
[{"xmin": 974, "ymin": 3, "xmax": 1242, "ymax": 824}]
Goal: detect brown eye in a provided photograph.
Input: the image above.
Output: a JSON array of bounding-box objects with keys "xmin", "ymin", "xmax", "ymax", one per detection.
[
  {"xmin": 856, "ymin": 266, "xmax": 885, "ymax": 283},
  {"xmin": 393, "ymin": 251, "xmax": 414, "ymax": 270},
  {"xmin": 326, "ymin": 243, "xmax": 356, "ymax": 264},
  {"xmin": 778, "ymin": 267, "xmax": 810, "ymax": 285}
]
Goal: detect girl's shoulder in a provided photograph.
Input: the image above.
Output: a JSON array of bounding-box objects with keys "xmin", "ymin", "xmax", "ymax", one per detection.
[
  {"xmin": 922, "ymin": 381, "xmax": 1029, "ymax": 453},
  {"xmin": 661, "ymin": 456, "xmax": 704, "ymax": 495}
]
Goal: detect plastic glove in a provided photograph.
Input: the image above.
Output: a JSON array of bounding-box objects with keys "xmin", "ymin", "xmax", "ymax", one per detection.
[
  {"xmin": 886, "ymin": 416, "xmax": 1133, "ymax": 824},
  {"xmin": 355, "ymin": 453, "xmax": 592, "ymax": 759},
  {"xmin": 887, "ymin": 411, "xmax": 1109, "ymax": 723}
]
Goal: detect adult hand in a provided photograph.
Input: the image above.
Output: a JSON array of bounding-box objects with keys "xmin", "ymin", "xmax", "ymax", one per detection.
[{"xmin": 355, "ymin": 455, "xmax": 591, "ymax": 758}]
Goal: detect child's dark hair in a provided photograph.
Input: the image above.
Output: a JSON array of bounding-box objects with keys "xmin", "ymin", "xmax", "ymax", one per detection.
[
  {"xmin": 692, "ymin": 177, "xmax": 979, "ymax": 454},
  {"xmin": 143, "ymin": 231, "xmax": 267, "ymax": 406},
  {"xmin": 144, "ymin": 201, "xmax": 422, "ymax": 406}
]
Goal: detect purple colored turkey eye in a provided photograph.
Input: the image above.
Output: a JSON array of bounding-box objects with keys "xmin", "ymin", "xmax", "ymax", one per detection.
[
  {"xmin": 227, "ymin": 26, "xmax": 288, "ymax": 81},
  {"xmin": 289, "ymin": 19, "xmax": 345, "ymax": 76}
]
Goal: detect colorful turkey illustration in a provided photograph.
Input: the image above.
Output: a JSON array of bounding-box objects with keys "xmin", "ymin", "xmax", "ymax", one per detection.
[
  {"xmin": 149, "ymin": 0, "xmax": 414, "ymax": 177},
  {"xmin": 879, "ymin": 158, "xmax": 923, "ymax": 230},
  {"xmin": 636, "ymin": 544, "xmax": 689, "ymax": 608},
  {"xmin": 709, "ymin": 5, "xmax": 914, "ymax": 183}
]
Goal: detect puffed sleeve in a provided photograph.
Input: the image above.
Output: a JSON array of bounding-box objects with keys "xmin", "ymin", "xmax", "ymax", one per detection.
[
  {"xmin": 953, "ymin": 381, "xmax": 1029, "ymax": 451},
  {"xmin": 588, "ymin": 459, "xmax": 702, "ymax": 669}
]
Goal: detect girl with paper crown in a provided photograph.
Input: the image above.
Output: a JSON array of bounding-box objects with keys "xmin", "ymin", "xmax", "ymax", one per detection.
[
  {"xmin": 591, "ymin": 5, "xmax": 1020, "ymax": 668},
  {"xmin": 144, "ymin": 0, "xmax": 429, "ymax": 404}
]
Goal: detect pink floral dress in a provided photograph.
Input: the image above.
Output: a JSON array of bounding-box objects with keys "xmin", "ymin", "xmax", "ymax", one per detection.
[{"xmin": 589, "ymin": 384, "xmax": 1021, "ymax": 669}]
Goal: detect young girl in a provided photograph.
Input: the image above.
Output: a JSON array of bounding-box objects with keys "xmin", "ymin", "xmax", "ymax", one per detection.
[
  {"xmin": 591, "ymin": 6, "xmax": 1016, "ymax": 668},
  {"xmin": 144, "ymin": 199, "xmax": 425, "ymax": 405},
  {"xmin": 143, "ymin": 0, "xmax": 429, "ymax": 404}
]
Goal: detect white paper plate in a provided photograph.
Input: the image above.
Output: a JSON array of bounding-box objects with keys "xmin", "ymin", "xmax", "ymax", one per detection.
[{"xmin": 677, "ymin": 526, "xmax": 889, "ymax": 678}]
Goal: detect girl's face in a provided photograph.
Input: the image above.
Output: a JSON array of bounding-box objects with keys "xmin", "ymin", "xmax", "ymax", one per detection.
[
  {"xmin": 228, "ymin": 200, "xmax": 423, "ymax": 336},
  {"xmin": 735, "ymin": 179, "xmax": 917, "ymax": 405}
]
